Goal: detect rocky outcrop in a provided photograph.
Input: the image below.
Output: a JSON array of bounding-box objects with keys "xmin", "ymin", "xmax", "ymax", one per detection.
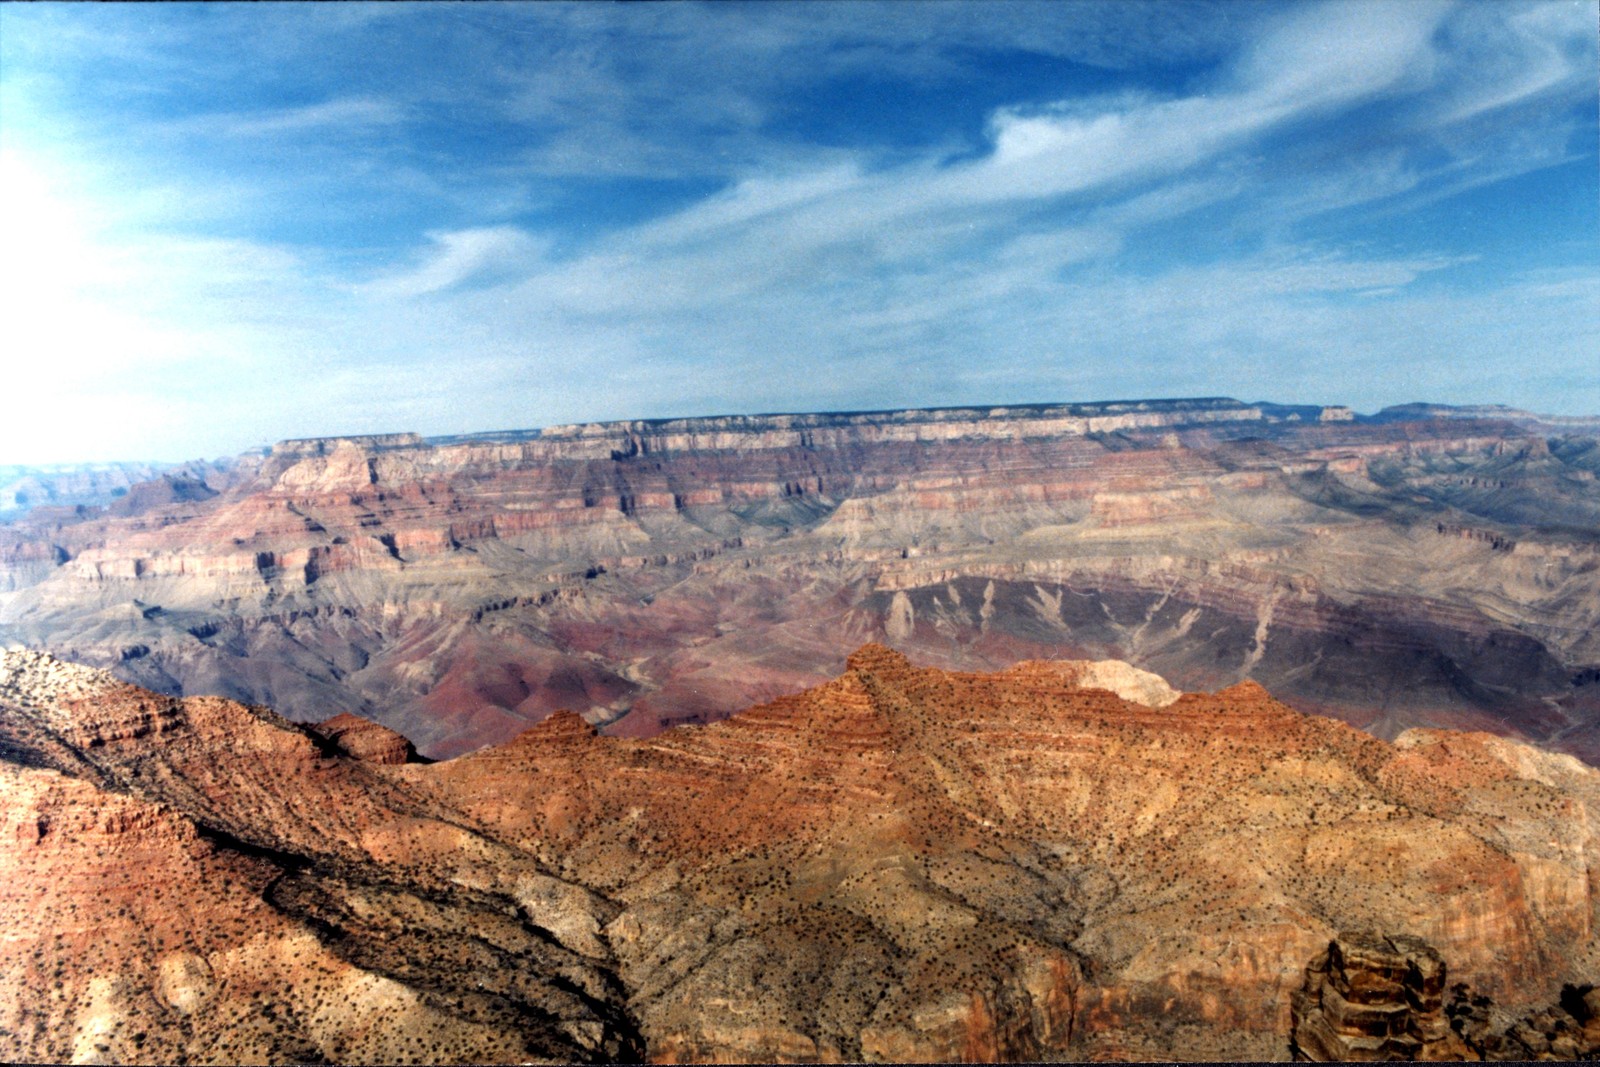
[
  {"xmin": 1001, "ymin": 657, "xmax": 1181, "ymax": 708},
  {"xmin": 1291, "ymin": 931, "xmax": 1600, "ymax": 1062},
  {"xmin": 1290, "ymin": 932, "xmax": 1467, "ymax": 1060},
  {"xmin": 2, "ymin": 399, "xmax": 1597, "ymax": 763},
  {"xmin": 310, "ymin": 712, "xmax": 421, "ymax": 764},
  {"xmin": 1447, "ymin": 982, "xmax": 1600, "ymax": 1060}
]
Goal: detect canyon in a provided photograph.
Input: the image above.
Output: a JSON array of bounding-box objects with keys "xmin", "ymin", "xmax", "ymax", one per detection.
[
  {"xmin": 1, "ymin": 398, "xmax": 1596, "ymax": 764},
  {"xmin": 0, "ymin": 461, "xmax": 196, "ymax": 520},
  {"xmin": 2, "ymin": 646, "xmax": 1595, "ymax": 1062}
]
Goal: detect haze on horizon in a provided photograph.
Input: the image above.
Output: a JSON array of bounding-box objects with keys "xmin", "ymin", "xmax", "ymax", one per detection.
[{"xmin": 0, "ymin": 0, "xmax": 1596, "ymax": 466}]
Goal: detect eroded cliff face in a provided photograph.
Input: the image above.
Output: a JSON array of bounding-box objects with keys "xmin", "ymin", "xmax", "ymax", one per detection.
[
  {"xmin": 1290, "ymin": 932, "xmax": 1600, "ymax": 1062},
  {"xmin": 1290, "ymin": 933, "xmax": 1466, "ymax": 1061},
  {"xmin": 1, "ymin": 400, "xmax": 1596, "ymax": 761},
  {"xmin": 1, "ymin": 648, "xmax": 1594, "ymax": 1063}
]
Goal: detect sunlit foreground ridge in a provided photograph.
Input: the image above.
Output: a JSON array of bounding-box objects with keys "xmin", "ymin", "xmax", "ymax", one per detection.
[
  {"xmin": 2, "ymin": 398, "xmax": 1598, "ymax": 767},
  {"xmin": 1, "ymin": 645, "xmax": 1595, "ymax": 1062}
]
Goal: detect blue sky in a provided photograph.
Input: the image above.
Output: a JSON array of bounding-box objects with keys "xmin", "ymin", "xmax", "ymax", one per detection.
[{"xmin": 0, "ymin": 0, "xmax": 1595, "ymax": 464}]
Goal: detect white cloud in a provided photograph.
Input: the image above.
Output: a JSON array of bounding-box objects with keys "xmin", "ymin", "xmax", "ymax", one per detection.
[
  {"xmin": 0, "ymin": 0, "xmax": 1594, "ymax": 465},
  {"xmin": 1235, "ymin": 0, "xmax": 1450, "ymax": 111},
  {"xmin": 1430, "ymin": 0, "xmax": 1596, "ymax": 125},
  {"xmin": 361, "ymin": 227, "xmax": 548, "ymax": 299},
  {"xmin": 164, "ymin": 97, "xmax": 408, "ymax": 139}
]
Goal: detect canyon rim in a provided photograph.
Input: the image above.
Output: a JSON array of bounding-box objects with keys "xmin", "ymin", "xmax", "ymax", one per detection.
[{"xmin": 3, "ymin": 0, "xmax": 1598, "ymax": 1061}]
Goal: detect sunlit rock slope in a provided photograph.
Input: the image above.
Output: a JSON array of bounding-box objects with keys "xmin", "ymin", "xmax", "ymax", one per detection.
[
  {"xmin": 2, "ymin": 398, "xmax": 1597, "ymax": 761},
  {"xmin": 1, "ymin": 647, "xmax": 1595, "ymax": 1062}
]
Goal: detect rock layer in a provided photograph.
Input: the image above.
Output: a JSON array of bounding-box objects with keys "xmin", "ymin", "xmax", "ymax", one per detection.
[
  {"xmin": 1, "ymin": 399, "xmax": 1597, "ymax": 761},
  {"xmin": 1291, "ymin": 932, "xmax": 1600, "ymax": 1062},
  {"xmin": 1290, "ymin": 933, "xmax": 1465, "ymax": 1060},
  {"xmin": 2, "ymin": 647, "xmax": 1595, "ymax": 1063}
]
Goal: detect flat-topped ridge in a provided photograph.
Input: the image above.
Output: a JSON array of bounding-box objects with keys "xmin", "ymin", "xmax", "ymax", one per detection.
[
  {"xmin": 252, "ymin": 398, "xmax": 1586, "ymax": 459},
  {"xmin": 540, "ymin": 396, "xmax": 1263, "ymax": 439},
  {"xmin": 270, "ymin": 432, "xmax": 425, "ymax": 456}
]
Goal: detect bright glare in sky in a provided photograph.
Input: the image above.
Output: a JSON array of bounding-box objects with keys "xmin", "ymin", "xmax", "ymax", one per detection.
[{"xmin": 0, "ymin": 1, "xmax": 1596, "ymax": 464}]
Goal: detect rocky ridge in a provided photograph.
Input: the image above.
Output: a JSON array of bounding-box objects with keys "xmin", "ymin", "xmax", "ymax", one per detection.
[
  {"xmin": 0, "ymin": 650, "xmax": 638, "ymax": 1065},
  {"xmin": 1, "ymin": 647, "xmax": 1595, "ymax": 1063},
  {"xmin": 0, "ymin": 399, "xmax": 1596, "ymax": 762}
]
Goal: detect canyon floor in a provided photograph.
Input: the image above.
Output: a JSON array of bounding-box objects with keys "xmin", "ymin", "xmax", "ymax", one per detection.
[
  {"xmin": 2, "ymin": 399, "xmax": 1597, "ymax": 765},
  {"xmin": 2, "ymin": 646, "xmax": 1596, "ymax": 1063}
]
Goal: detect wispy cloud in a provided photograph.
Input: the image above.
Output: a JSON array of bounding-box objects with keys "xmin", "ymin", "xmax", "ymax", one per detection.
[
  {"xmin": 362, "ymin": 227, "xmax": 547, "ymax": 298},
  {"xmin": 1428, "ymin": 0, "xmax": 1596, "ymax": 125},
  {"xmin": 164, "ymin": 97, "xmax": 408, "ymax": 139},
  {"xmin": 0, "ymin": 0, "xmax": 1594, "ymax": 464}
]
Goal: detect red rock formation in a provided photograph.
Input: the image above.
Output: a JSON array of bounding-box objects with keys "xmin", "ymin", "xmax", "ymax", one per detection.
[
  {"xmin": 1, "ymin": 401, "xmax": 1596, "ymax": 764},
  {"xmin": 1290, "ymin": 932, "xmax": 1467, "ymax": 1060},
  {"xmin": 0, "ymin": 649, "xmax": 642, "ymax": 1064},
  {"xmin": 2, "ymin": 646, "xmax": 1597, "ymax": 1062},
  {"xmin": 310, "ymin": 712, "xmax": 421, "ymax": 764},
  {"xmin": 1291, "ymin": 932, "xmax": 1600, "ymax": 1062}
]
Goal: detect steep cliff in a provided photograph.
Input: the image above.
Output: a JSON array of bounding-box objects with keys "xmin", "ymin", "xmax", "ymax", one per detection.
[{"xmin": 1, "ymin": 399, "xmax": 1596, "ymax": 762}]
